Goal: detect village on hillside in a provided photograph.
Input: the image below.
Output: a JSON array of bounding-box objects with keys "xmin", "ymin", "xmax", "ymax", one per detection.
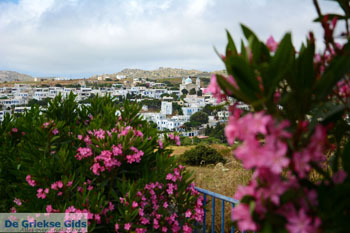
[{"xmin": 0, "ymin": 74, "xmax": 248, "ymax": 140}]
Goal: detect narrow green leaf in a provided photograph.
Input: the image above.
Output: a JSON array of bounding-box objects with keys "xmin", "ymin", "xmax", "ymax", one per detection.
[
  {"xmin": 229, "ymin": 56, "xmax": 261, "ymax": 102},
  {"xmin": 315, "ymin": 41, "xmax": 350, "ymax": 100},
  {"xmin": 241, "ymin": 24, "xmax": 258, "ymax": 41},
  {"xmin": 226, "ymin": 29, "xmax": 237, "ymax": 56},
  {"xmin": 342, "ymin": 142, "xmax": 350, "ymax": 173},
  {"xmin": 265, "ymin": 33, "xmax": 294, "ymax": 97}
]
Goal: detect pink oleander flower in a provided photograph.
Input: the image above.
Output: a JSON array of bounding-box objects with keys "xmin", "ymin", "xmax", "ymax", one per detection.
[
  {"xmin": 10, "ymin": 207, "xmax": 16, "ymax": 213},
  {"xmin": 36, "ymin": 188, "xmax": 47, "ymax": 199},
  {"xmin": 183, "ymin": 224, "xmax": 192, "ymax": 233},
  {"xmin": 286, "ymin": 208, "xmax": 321, "ymax": 233},
  {"xmin": 266, "ymin": 35, "xmax": 278, "ymax": 52},
  {"xmin": 232, "ymin": 203, "xmax": 258, "ymax": 231},
  {"xmin": 57, "ymin": 181, "xmax": 63, "ymax": 188},
  {"xmin": 67, "ymin": 181, "xmax": 73, "ymax": 187},
  {"xmin": 115, "ymin": 223, "xmax": 119, "ymax": 232},
  {"xmin": 158, "ymin": 140, "xmax": 163, "ymax": 149},
  {"xmin": 203, "ymin": 74, "xmax": 227, "ymax": 103},
  {"xmin": 51, "ymin": 183, "xmax": 58, "ymax": 190},
  {"xmin": 26, "ymin": 175, "xmax": 36, "ymax": 187},
  {"xmin": 124, "ymin": 223, "xmax": 131, "ymax": 231},
  {"xmin": 132, "ymin": 201, "xmax": 138, "ymax": 208},
  {"xmin": 12, "ymin": 128, "xmax": 18, "ymax": 133},
  {"xmin": 185, "ymin": 209, "xmax": 192, "ymax": 218},
  {"xmin": 90, "ymin": 163, "xmax": 105, "ymax": 175},
  {"xmin": 136, "ymin": 228, "xmax": 147, "ymax": 233},
  {"xmin": 13, "ymin": 198, "xmax": 22, "ymax": 206},
  {"xmin": 112, "ymin": 144, "xmax": 123, "ymax": 156},
  {"xmin": 52, "ymin": 128, "xmax": 59, "ymax": 135},
  {"xmin": 46, "ymin": 205, "xmax": 53, "ymax": 213},
  {"xmin": 75, "ymin": 147, "xmax": 93, "ymax": 160}
]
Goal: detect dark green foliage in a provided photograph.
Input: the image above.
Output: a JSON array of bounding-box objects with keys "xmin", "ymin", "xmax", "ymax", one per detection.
[
  {"xmin": 181, "ymin": 89, "xmax": 189, "ymax": 95},
  {"xmin": 172, "ymin": 102, "xmax": 183, "ymax": 115},
  {"xmin": 0, "ymin": 93, "xmax": 202, "ymax": 233},
  {"xmin": 189, "ymin": 88, "xmax": 196, "ymax": 95},
  {"xmin": 179, "ymin": 145, "xmax": 226, "ymax": 166},
  {"xmin": 140, "ymin": 98, "xmax": 161, "ymax": 111},
  {"xmin": 190, "ymin": 111, "xmax": 208, "ymax": 125},
  {"xmin": 205, "ymin": 123, "xmax": 227, "ymax": 143}
]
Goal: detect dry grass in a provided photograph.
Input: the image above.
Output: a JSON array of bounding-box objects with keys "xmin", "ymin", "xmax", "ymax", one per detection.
[{"xmin": 172, "ymin": 144, "xmax": 252, "ymax": 232}]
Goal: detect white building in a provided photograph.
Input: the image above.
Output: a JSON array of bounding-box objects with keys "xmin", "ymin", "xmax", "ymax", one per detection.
[
  {"xmin": 182, "ymin": 106, "xmax": 201, "ymax": 116},
  {"xmin": 184, "ymin": 95, "xmax": 206, "ymax": 107},
  {"xmin": 180, "ymin": 77, "xmax": 200, "ymax": 92},
  {"xmin": 161, "ymin": 101, "xmax": 172, "ymax": 115}
]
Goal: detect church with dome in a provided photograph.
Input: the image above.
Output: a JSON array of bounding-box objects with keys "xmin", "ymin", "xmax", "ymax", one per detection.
[{"xmin": 179, "ymin": 76, "xmax": 200, "ymax": 92}]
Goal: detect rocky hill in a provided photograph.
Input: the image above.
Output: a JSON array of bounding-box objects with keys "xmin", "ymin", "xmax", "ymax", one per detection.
[
  {"xmin": 114, "ymin": 67, "xmax": 221, "ymax": 80},
  {"xmin": 0, "ymin": 71, "xmax": 34, "ymax": 82}
]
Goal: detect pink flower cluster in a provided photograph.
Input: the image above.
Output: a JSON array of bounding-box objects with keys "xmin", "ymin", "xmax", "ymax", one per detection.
[
  {"xmin": 76, "ymin": 124, "xmax": 150, "ymax": 176},
  {"xmin": 204, "ymin": 73, "xmax": 239, "ymax": 103},
  {"xmin": 25, "ymin": 175, "xmax": 36, "ymax": 187},
  {"xmin": 226, "ymin": 109, "xmax": 324, "ymax": 232},
  {"xmin": 126, "ymin": 146, "xmax": 144, "ymax": 163},
  {"xmin": 75, "ymin": 147, "xmax": 93, "ymax": 160},
  {"xmin": 336, "ymin": 79, "xmax": 350, "ymax": 101},
  {"xmin": 36, "ymin": 188, "xmax": 49, "ymax": 199},
  {"xmin": 114, "ymin": 166, "xmax": 204, "ymax": 233},
  {"xmin": 168, "ymin": 133, "xmax": 180, "ymax": 146}
]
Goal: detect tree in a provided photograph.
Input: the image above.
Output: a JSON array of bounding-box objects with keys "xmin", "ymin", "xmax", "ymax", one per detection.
[
  {"xmin": 172, "ymin": 102, "xmax": 183, "ymax": 115},
  {"xmin": 170, "ymin": 93, "xmax": 179, "ymax": 100},
  {"xmin": 179, "ymin": 145, "xmax": 226, "ymax": 166},
  {"xmin": 55, "ymin": 83, "xmax": 63, "ymax": 87},
  {"xmin": 160, "ymin": 93, "xmax": 170, "ymax": 98},
  {"xmin": 190, "ymin": 111, "xmax": 208, "ymax": 125},
  {"xmin": 197, "ymin": 89, "xmax": 203, "ymax": 96},
  {"xmin": 181, "ymin": 89, "xmax": 188, "ymax": 95},
  {"xmin": 189, "ymin": 88, "xmax": 196, "ymax": 95}
]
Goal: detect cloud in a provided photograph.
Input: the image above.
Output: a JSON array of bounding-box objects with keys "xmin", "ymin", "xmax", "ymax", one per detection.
[{"xmin": 0, "ymin": 0, "xmax": 344, "ymax": 77}]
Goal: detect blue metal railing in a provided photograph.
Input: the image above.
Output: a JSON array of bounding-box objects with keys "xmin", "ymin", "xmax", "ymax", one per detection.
[{"xmin": 194, "ymin": 187, "xmax": 240, "ymax": 233}]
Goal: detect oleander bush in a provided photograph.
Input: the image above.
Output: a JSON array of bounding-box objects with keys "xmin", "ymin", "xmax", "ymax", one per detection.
[
  {"xmin": 179, "ymin": 145, "xmax": 226, "ymax": 166},
  {"xmin": 203, "ymin": 0, "xmax": 350, "ymax": 232},
  {"xmin": 0, "ymin": 93, "xmax": 204, "ymax": 233}
]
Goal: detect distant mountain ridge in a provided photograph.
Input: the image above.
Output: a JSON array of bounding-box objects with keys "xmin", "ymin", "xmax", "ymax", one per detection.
[
  {"xmin": 115, "ymin": 67, "xmax": 218, "ymax": 79},
  {"xmin": 0, "ymin": 68, "xmax": 225, "ymax": 83},
  {"xmin": 0, "ymin": 71, "xmax": 34, "ymax": 82}
]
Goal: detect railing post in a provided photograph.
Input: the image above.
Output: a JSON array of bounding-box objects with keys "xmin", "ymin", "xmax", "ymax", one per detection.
[
  {"xmin": 211, "ymin": 197, "xmax": 215, "ymax": 233},
  {"xmin": 203, "ymin": 194, "xmax": 207, "ymax": 233},
  {"xmin": 221, "ymin": 200, "xmax": 225, "ymax": 233},
  {"xmin": 231, "ymin": 203, "xmax": 235, "ymax": 233},
  {"xmin": 194, "ymin": 187, "xmax": 239, "ymax": 233}
]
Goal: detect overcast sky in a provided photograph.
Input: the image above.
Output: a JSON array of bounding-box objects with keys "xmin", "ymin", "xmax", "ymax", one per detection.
[{"xmin": 0, "ymin": 0, "xmax": 342, "ymax": 78}]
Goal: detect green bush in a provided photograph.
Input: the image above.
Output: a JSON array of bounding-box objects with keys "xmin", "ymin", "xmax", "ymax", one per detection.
[
  {"xmin": 0, "ymin": 93, "xmax": 204, "ymax": 232},
  {"xmin": 179, "ymin": 145, "xmax": 226, "ymax": 166}
]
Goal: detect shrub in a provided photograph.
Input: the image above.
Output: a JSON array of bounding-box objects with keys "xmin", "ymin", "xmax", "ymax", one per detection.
[
  {"xmin": 179, "ymin": 145, "xmax": 226, "ymax": 166},
  {"xmin": 0, "ymin": 93, "xmax": 204, "ymax": 232},
  {"xmin": 203, "ymin": 1, "xmax": 350, "ymax": 232}
]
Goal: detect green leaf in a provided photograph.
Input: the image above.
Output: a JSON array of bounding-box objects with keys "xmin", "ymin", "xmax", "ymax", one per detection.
[
  {"xmin": 313, "ymin": 13, "xmax": 347, "ymax": 22},
  {"xmin": 296, "ymin": 39, "xmax": 315, "ymax": 90},
  {"xmin": 216, "ymin": 74, "xmax": 245, "ymax": 101},
  {"xmin": 342, "ymin": 141, "xmax": 350, "ymax": 174},
  {"xmin": 315, "ymin": 41, "xmax": 350, "ymax": 100},
  {"xmin": 226, "ymin": 29, "xmax": 237, "ymax": 56},
  {"xmin": 229, "ymin": 56, "xmax": 261, "ymax": 102},
  {"xmin": 265, "ymin": 33, "xmax": 294, "ymax": 97},
  {"xmin": 241, "ymin": 24, "xmax": 258, "ymax": 41}
]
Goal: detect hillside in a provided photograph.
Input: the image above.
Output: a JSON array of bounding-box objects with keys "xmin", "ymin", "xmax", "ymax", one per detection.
[
  {"xmin": 0, "ymin": 71, "xmax": 34, "ymax": 82},
  {"xmin": 89, "ymin": 67, "xmax": 226, "ymax": 80}
]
